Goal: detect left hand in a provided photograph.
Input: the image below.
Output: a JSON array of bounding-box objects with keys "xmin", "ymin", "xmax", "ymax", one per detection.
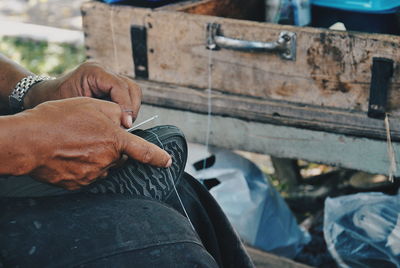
[{"xmin": 23, "ymin": 61, "xmax": 141, "ymax": 128}]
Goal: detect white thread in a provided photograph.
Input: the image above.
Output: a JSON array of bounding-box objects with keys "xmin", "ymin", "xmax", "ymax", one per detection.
[
  {"xmin": 108, "ymin": 6, "xmax": 194, "ymax": 230},
  {"xmin": 148, "ymin": 130, "xmax": 196, "ymax": 231},
  {"xmin": 110, "ymin": 7, "xmax": 118, "ymax": 71},
  {"xmin": 385, "ymin": 113, "xmax": 397, "ymax": 182},
  {"xmin": 203, "ymin": 48, "xmax": 213, "ymax": 170}
]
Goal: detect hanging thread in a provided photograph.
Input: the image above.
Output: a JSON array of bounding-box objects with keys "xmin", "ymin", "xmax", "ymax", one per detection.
[
  {"xmin": 385, "ymin": 113, "xmax": 397, "ymax": 183},
  {"xmin": 148, "ymin": 130, "xmax": 196, "ymax": 231},
  {"xmin": 202, "ymin": 48, "xmax": 213, "ymax": 170},
  {"xmin": 109, "ymin": 11, "xmax": 194, "ymax": 231},
  {"xmin": 109, "ymin": 6, "xmax": 119, "ymax": 71}
]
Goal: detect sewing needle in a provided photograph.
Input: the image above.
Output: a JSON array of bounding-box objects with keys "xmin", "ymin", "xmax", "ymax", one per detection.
[{"xmin": 126, "ymin": 115, "xmax": 159, "ymax": 133}]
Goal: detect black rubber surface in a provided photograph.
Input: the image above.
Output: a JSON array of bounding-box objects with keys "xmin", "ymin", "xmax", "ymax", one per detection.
[{"xmin": 87, "ymin": 125, "xmax": 188, "ymax": 201}]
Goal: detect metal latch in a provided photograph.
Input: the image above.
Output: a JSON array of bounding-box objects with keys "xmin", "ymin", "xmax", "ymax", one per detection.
[
  {"xmin": 206, "ymin": 23, "xmax": 296, "ymax": 61},
  {"xmin": 131, "ymin": 26, "xmax": 149, "ymax": 79},
  {"xmin": 367, "ymin": 57, "xmax": 394, "ymax": 119}
]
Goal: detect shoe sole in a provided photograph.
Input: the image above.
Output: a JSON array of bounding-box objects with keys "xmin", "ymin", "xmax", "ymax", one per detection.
[{"xmin": 86, "ymin": 125, "xmax": 187, "ymax": 201}]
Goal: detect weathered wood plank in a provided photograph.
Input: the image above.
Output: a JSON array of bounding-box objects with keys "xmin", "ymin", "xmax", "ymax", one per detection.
[
  {"xmin": 136, "ymin": 104, "xmax": 400, "ymax": 177},
  {"xmin": 176, "ymin": 0, "xmax": 264, "ymax": 21},
  {"xmin": 82, "ymin": 0, "xmax": 400, "ymax": 137},
  {"xmin": 136, "ymin": 79, "xmax": 400, "ymax": 141},
  {"xmin": 82, "ymin": 0, "xmax": 400, "ymax": 113},
  {"xmin": 146, "ymin": 11, "xmax": 400, "ymax": 113},
  {"xmin": 81, "ymin": 1, "xmax": 150, "ymax": 76}
]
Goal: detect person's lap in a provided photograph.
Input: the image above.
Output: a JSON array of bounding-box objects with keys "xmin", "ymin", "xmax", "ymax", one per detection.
[
  {"xmin": 0, "ymin": 192, "xmax": 217, "ymax": 267},
  {"xmin": 0, "ymin": 172, "xmax": 253, "ymax": 267},
  {"xmin": 0, "ymin": 125, "xmax": 253, "ymax": 267}
]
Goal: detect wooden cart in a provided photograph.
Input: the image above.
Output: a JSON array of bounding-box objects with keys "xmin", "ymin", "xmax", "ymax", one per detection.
[
  {"xmin": 82, "ymin": 1, "xmax": 400, "ymax": 180},
  {"xmin": 81, "ymin": 1, "xmax": 400, "ymax": 266}
]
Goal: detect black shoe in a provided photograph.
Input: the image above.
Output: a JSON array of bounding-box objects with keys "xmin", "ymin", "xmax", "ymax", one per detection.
[{"xmin": 86, "ymin": 125, "xmax": 188, "ymax": 201}]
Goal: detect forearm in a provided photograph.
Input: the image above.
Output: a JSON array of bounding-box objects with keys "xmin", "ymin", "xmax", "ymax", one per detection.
[
  {"xmin": 0, "ymin": 53, "xmax": 33, "ymax": 114},
  {"xmin": 0, "ymin": 113, "xmax": 38, "ymax": 176}
]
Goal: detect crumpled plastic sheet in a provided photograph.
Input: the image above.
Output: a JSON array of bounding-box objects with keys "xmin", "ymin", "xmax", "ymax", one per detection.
[
  {"xmin": 324, "ymin": 192, "xmax": 400, "ymax": 268},
  {"xmin": 185, "ymin": 144, "xmax": 310, "ymax": 258}
]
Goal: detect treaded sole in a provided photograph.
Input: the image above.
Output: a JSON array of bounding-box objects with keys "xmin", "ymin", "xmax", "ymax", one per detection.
[{"xmin": 86, "ymin": 125, "xmax": 187, "ymax": 201}]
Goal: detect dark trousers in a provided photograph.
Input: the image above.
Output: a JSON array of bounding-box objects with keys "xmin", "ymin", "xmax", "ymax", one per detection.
[{"xmin": 0, "ymin": 173, "xmax": 253, "ymax": 268}]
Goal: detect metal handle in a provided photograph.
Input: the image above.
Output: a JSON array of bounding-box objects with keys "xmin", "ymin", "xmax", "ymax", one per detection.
[{"xmin": 206, "ymin": 23, "xmax": 296, "ymax": 61}]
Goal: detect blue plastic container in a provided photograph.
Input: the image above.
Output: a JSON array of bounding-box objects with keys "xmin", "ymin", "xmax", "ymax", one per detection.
[
  {"xmin": 311, "ymin": 0, "xmax": 400, "ymax": 34},
  {"xmin": 311, "ymin": 0, "xmax": 400, "ymax": 13}
]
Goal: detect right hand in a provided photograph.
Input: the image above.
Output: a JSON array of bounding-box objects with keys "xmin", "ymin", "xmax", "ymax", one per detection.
[
  {"xmin": 24, "ymin": 61, "xmax": 143, "ymax": 128},
  {"xmin": 21, "ymin": 97, "xmax": 171, "ymax": 190}
]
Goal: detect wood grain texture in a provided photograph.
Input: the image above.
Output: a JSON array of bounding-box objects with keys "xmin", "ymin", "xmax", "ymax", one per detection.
[
  {"xmin": 81, "ymin": 1, "xmax": 150, "ymax": 77},
  {"xmin": 136, "ymin": 79, "xmax": 400, "ymax": 141},
  {"xmin": 137, "ymin": 104, "xmax": 400, "ymax": 177},
  {"xmin": 82, "ymin": 0, "xmax": 400, "ymax": 138},
  {"xmin": 176, "ymin": 0, "xmax": 264, "ymax": 21},
  {"xmin": 82, "ymin": 1, "xmax": 400, "ymax": 113},
  {"xmin": 146, "ymin": 11, "xmax": 400, "ymax": 113}
]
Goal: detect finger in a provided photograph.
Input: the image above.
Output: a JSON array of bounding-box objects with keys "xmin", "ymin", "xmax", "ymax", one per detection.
[
  {"xmin": 100, "ymin": 73, "xmax": 142, "ymax": 128},
  {"xmin": 118, "ymin": 75, "xmax": 142, "ymax": 122},
  {"xmin": 117, "ymin": 129, "xmax": 172, "ymax": 168},
  {"xmin": 112, "ymin": 78, "xmax": 141, "ymax": 128},
  {"xmin": 87, "ymin": 70, "xmax": 133, "ymax": 127},
  {"xmin": 99, "ymin": 73, "xmax": 138, "ymax": 128},
  {"xmin": 87, "ymin": 66, "xmax": 142, "ymax": 128}
]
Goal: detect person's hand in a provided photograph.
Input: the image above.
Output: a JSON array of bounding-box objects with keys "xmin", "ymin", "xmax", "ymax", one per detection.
[
  {"xmin": 23, "ymin": 62, "xmax": 140, "ymax": 128},
  {"xmin": 19, "ymin": 97, "xmax": 171, "ymax": 190}
]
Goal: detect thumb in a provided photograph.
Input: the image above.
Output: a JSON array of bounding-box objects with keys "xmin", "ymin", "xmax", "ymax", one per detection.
[{"xmin": 116, "ymin": 128, "xmax": 172, "ymax": 168}]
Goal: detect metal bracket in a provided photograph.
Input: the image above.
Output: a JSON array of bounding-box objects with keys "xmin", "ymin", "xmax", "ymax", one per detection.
[
  {"xmin": 206, "ymin": 23, "xmax": 296, "ymax": 61},
  {"xmin": 131, "ymin": 25, "xmax": 149, "ymax": 79}
]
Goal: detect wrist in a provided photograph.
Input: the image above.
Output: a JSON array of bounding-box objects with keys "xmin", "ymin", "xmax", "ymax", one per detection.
[
  {"xmin": 0, "ymin": 113, "xmax": 40, "ymax": 176},
  {"xmin": 0, "ymin": 54, "xmax": 32, "ymax": 114},
  {"xmin": 9, "ymin": 75, "xmax": 55, "ymax": 113},
  {"xmin": 23, "ymin": 78, "xmax": 60, "ymax": 109}
]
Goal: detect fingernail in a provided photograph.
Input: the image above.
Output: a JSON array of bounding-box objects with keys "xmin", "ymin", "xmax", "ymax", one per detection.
[
  {"xmin": 127, "ymin": 115, "xmax": 133, "ymax": 127},
  {"xmin": 166, "ymin": 157, "xmax": 172, "ymax": 167}
]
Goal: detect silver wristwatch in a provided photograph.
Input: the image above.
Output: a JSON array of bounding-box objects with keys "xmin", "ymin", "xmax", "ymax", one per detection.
[{"xmin": 9, "ymin": 75, "xmax": 53, "ymax": 113}]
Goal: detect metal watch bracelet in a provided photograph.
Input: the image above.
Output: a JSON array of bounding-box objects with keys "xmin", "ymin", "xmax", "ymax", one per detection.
[{"xmin": 9, "ymin": 75, "xmax": 53, "ymax": 113}]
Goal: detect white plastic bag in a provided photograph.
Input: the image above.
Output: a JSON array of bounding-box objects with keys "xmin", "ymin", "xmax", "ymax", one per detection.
[
  {"xmin": 324, "ymin": 192, "xmax": 400, "ymax": 268},
  {"xmin": 265, "ymin": 0, "xmax": 311, "ymax": 26},
  {"xmin": 186, "ymin": 145, "xmax": 310, "ymax": 258}
]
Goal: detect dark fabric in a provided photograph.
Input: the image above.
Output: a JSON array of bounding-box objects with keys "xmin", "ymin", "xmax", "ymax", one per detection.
[
  {"xmin": 165, "ymin": 173, "xmax": 254, "ymax": 268},
  {"xmin": 0, "ymin": 173, "xmax": 253, "ymax": 268},
  {"xmin": 0, "ymin": 194, "xmax": 218, "ymax": 268},
  {"xmin": 0, "ymin": 124, "xmax": 253, "ymax": 267}
]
